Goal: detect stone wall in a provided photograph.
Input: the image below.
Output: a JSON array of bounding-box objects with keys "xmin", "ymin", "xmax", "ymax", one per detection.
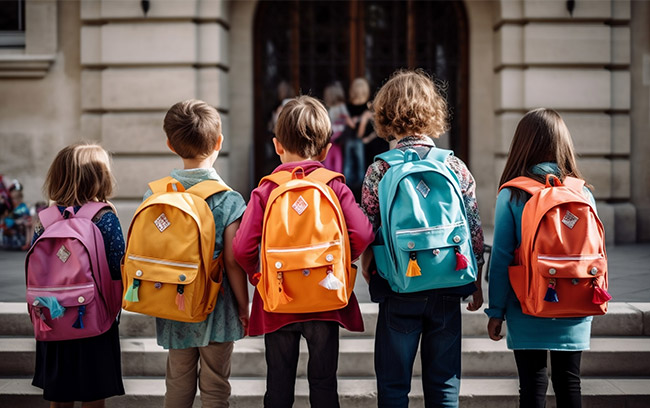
[
  {"xmin": 79, "ymin": 0, "xmax": 234, "ymax": 226},
  {"xmin": 493, "ymin": 0, "xmax": 634, "ymax": 244}
]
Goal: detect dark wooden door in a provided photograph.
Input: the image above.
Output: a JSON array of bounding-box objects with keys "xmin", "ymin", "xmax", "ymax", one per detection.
[{"xmin": 253, "ymin": 0, "xmax": 468, "ymax": 182}]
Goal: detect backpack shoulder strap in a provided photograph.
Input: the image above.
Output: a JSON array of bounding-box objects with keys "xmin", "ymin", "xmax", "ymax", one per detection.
[
  {"xmin": 259, "ymin": 171, "xmax": 292, "ymax": 187},
  {"xmin": 148, "ymin": 176, "xmax": 177, "ymax": 194},
  {"xmin": 375, "ymin": 149, "xmax": 405, "ymax": 167},
  {"xmin": 563, "ymin": 176, "xmax": 586, "ymax": 193},
  {"xmin": 38, "ymin": 205, "xmax": 64, "ymax": 230},
  {"xmin": 186, "ymin": 180, "xmax": 231, "ymax": 200},
  {"xmin": 424, "ymin": 147, "xmax": 453, "ymax": 163},
  {"xmin": 499, "ymin": 176, "xmax": 545, "ymax": 195},
  {"xmin": 74, "ymin": 201, "xmax": 113, "ymax": 220},
  {"xmin": 308, "ymin": 168, "xmax": 345, "ymax": 185}
]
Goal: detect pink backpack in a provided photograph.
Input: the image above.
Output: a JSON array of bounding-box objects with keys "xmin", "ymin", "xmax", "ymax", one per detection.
[{"xmin": 25, "ymin": 202, "xmax": 123, "ymax": 341}]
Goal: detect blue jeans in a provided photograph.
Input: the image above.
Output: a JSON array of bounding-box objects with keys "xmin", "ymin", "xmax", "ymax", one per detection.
[{"xmin": 375, "ymin": 294, "xmax": 461, "ymax": 408}]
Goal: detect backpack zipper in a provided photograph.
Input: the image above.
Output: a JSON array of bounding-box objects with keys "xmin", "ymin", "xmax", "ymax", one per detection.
[
  {"xmin": 537, "ymin": 254, "xmax": 604, "ymax": 261},
  {"xmin": 395, "ymin": 221, "xmax": 465, "ymax": 236},
  {"xmin": 266, "ymin": 240, "xmax": 341, "ymax": 253},
  {"xmin": 127, "ymin": 255, "xmax": 199, "ymax": 269},
  {"xmin": 28, "ymin": 283, "xmax": 95, "ymax": 291}
]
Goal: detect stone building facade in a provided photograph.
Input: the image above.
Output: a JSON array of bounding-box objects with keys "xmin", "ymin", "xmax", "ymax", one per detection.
[{"xmin": 0, "ymin": 0, "xmax": 648, "ymax": 244}]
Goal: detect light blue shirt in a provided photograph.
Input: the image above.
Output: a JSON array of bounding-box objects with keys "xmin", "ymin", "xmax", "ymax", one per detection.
[{"xmin": 485, "ymin": 163, "xmax": 593, "ymax": 350}]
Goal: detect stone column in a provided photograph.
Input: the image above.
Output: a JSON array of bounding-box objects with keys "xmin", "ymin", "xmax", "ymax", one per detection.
[
  {"xmin": 80, "ymin": 0, "xmax": 232, "ymax": 227},
  {"xmin": 494, "ymin": 0, "xmax": 633, "ymax": 244}
]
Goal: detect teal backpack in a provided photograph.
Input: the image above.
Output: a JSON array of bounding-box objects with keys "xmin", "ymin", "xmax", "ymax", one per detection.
[{"xmin": 372, "ymin": 148, "xmax": 478, "ymax": 293}]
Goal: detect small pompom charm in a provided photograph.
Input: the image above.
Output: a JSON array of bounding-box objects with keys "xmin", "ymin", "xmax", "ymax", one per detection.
[
  {"xmin": 72, "ymin": 305, "xmax": 86, "ymax": 329},
  {"xmin": 406, "ymin": 252, "xmax": 422, "ymax": 277},
  {"xmin": 175, "ymin": 285, "xmax": 186, "ymax": 311},
  {"xmin": 124, "ymin": 279, "xmax": 140, "ymax": 302},
  {"xmin": 544, "ymin": 279, "xmax": 559, "ymax": 303},
  {"xmin": 592, "ymin": 281, "xmax": 612, "ymax": 305},
  {"xmin": 454, "ymin": 247, "xmax": 469, "ymax": 271},
  {"xmin": 277, "ymin": 272, "xmax": 293, "ymax": 304},
  {"xmin": 319, "ymin": 268, "xmax": 344, "ymax": 290}
]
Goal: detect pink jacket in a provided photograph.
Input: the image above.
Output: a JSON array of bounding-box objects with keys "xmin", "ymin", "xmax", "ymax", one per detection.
[{"xmin": 233, "ymin": 160, "xmax": 374, "ymax": 336}]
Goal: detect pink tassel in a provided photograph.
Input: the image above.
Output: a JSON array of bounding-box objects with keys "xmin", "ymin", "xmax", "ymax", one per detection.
[
  {"xmin": 454, "ymin": 247, "xmax": 469, "ymax": 271},
  {"xmin": 38, "ymin": 315, "xmax": 52, "ymax": 332},
  {"xmin": 592, "ymin": 285, "xmax": 612, "ymax": 305},
  {"xmin": 175, "ymin": 292, "xmax": 186, "ymax": 311}
]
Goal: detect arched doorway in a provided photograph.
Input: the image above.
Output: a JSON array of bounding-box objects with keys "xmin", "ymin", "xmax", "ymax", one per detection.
[{"xmin": 253, "ymin": 0, "xmax": 469, "ymax": 181}]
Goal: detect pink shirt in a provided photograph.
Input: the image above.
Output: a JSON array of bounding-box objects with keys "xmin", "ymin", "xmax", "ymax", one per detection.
[{"xmin": 233, "ymin": 160, "xmax": 374, "ymax": 336}]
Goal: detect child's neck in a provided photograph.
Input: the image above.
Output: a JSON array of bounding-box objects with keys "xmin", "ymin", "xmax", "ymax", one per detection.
[
  {"xmin": 279, "ymin": 152, "xmax": 315, "ymax": 164},
  {"xmin": 181, "ymin": 154, "xmax": 217, "ymax": 170}
]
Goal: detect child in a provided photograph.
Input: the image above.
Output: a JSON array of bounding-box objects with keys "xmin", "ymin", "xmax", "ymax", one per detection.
[
  {"xmin": 486, "ymin": 108, "xmax": 593, "ymax": 408},
  {"xmin": 323, "ymin": 81, "xmax": 356, "ymax": 174},
  {"xmin": 360, "ymin": 69, "xmax": 485, "ymax": 407},
  {"xmin": 343, "ymin": 77, "xmax": 371, "ymax": 198},
  {"xmin": 31, "ymin": 143, "xmax": 125, "ymax": 407},
  {"xmin": 233, "ymin": 95, "xmax": 374, "ymax": 408},
  {"xmin": 150, "ymin": 99, "xmax": 250, "ymax": 408}
]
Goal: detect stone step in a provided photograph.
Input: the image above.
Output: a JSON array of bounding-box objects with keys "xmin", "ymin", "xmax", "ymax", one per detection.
[
  {"xmin": 1, "ymin": 377, "xmax": 649, "ymax": 408},
  {"xmin": 2, "ymin": 336, "xmax": 649, "ymax": 378},
  {"xmin": 1, "ymin": 302, "xmax": 649, "ymax": 338}
]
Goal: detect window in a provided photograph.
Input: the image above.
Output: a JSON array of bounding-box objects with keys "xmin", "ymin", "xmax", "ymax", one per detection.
[{"xmin": 0, "ymin": 0, "xmax": 26, "ymax": 48}]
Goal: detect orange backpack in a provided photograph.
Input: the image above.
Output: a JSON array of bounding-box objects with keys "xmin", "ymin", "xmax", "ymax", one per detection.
[
  {"xmin": 122, "ymin": 177, "xmax": 229, "ymax": 322},
  {"xmin": 501, "ymin": 175, "xmax": 610, "ymax": 318},
  {"xmin": 257, "ymin": 167, "xmax": 355, "ymax": 313}
]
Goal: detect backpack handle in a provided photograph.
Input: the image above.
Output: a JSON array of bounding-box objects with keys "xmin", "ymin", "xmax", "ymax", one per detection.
[
  {"xmin": 291, "ymin": 167, "xmax": 306, "ymax": 179},
  {"xmin": 545, "ymin": 174, "xmax": 563, "ymax": 187},
  {"xmin": 167, "ymin": 182, "xmax": 186, "ymax": 193}
]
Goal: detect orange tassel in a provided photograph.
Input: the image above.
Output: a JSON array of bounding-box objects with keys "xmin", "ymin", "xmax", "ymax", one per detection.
[
  {"xmin": 175, "ymin": 285, "xmax": 186, "ymax": 311},
  {"xmin": 455, "ymin": 247, "xmax": 469, "ymax": 271},
  {"xmin": 277, "ymin": 272, "xmax": 293, "ymax": 304},
  {"xmin": 406, "ymin": 252, "xmax": 422, "ymax": 277}
]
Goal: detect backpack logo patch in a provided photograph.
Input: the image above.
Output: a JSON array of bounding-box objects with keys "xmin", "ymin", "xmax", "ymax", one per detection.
[
  {"xmin": 562, "ymin": 211, "xmax": 579, "ymax": 229},
  {"xmin": 56, "ymin": 245, "xmax": 71, "ymax": 263},
  {"xmin": 292, "ymin": 196, "xmax": 308, "ymax": 215},
  {"xmin": 154, "ymin": 213, "xmax": 171, "ymax": 232},
  {"xmin": 416, "ymin": 180, "xmax": 430, "ymax": 198}
]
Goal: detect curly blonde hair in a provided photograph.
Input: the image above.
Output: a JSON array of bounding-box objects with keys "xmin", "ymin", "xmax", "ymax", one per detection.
[{"xmin": 371, "ymin": 69, "xmax": 449, "ymax": 141}]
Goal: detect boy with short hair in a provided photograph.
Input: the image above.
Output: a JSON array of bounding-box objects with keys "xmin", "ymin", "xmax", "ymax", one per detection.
[
  {"xmin": 233, "ymin": 95, "xmax": 374, "ymax": 408},
  {"xmin": 149, "ymin": 99, "xmax": 250, "ymax": 408}
]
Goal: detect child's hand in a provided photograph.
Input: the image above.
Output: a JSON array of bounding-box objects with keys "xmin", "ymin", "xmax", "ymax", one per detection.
[
  {"xmin": 239, "ymin": 307, "xmax": 250, "ymax": 336},
  {"xmin": 466, "ymin": 284, "xmax": 483, "ymax": 311},
  {"xmin": 487, "ymin": 317, "xmax": 504, "ymax": 341}
]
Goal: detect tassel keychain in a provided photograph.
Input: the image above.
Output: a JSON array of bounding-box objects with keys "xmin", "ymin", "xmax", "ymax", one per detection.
[
  {"xmin": 72, "ymin": 305, "xmax": 86, "ymax": 329},
  {"xmin": 35, "ymin": 296, "xmax": 66, "ymax": 319},
  {"xmin": 175, "ymin": 285, "xmax": 186, "ymax": 311},
  {"xmin": 406, "ymin": 252, "xmax": 422, "ymax": 277},
  {"xmin": 319, "ymin": 268, "xmax": 344, "ymax": 290},
  {"xmin": 124, "ymin": 278, "xmax": 140, "ymax": 302},
  {"xmin": 454, "ymin": 247, "xmax": 469, "ymax": 271},
  {"xmin": 592, "ymin": 280, "xmax": 612, "ymax": 304},
  {"xmin": 277, "ymin": 272, "xmax": 293, "ymax": 304},
  {"xmin": 544, "ymin": 278, "xmax": 559, "ymax": 302},
  {"xmin": 36, "ymin": 309, "xmax": 52, "ymax": 332}
]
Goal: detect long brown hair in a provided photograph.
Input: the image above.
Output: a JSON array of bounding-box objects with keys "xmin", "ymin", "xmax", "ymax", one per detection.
[
  {"xmin": 44, "ymin": 143, "xmax": 114, "ymax": 207},
  {"xmin": 499, "ymin": 108, "xmax": 586, "ymax": 199}
]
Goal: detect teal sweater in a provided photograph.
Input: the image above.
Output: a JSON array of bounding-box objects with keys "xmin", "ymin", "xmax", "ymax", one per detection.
[{"xmin": 485, "ymin": 163, "xmax": 592, "ymax": 350}]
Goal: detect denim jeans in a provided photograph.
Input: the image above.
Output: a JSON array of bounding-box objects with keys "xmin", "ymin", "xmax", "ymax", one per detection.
[
  {"xmin": 343, "ymin": 136, "xmax": 365, "ymax": 188},
  {"xmin": 264, "ymin": 321, "xmax": 340, "ymax": 408},
  {"xmin": 375, "ymin": 294, "xmax": 462, "ymax": 408},
  {"xmin": 514, "ymin": 349, "xmax": 582, "ymax": 408}
]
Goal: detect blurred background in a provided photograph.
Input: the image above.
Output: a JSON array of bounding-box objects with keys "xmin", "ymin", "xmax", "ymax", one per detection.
[{"xmin": 0, "ymin": 0, "xmax": 648, "ymax": 247}]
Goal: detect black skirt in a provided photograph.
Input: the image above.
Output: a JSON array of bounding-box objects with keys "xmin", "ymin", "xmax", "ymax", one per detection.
[{"xmin": 32, "ymin": 321, "xmax": 125, "ymax": 402}]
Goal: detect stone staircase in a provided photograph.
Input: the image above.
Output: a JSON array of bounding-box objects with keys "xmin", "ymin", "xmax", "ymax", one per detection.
[{"xmin": 1, "ymin": 301, "xmax": 649, "ymax": 407}]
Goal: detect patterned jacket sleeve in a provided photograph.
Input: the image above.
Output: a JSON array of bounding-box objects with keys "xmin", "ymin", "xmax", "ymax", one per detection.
[{"xmin": 445, "ymin": 155, "xmax": 485, "ymax": 268}]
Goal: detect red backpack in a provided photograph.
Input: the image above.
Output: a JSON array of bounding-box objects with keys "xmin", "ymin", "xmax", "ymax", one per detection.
[{"xmin": 501, "ymin": 175, "xmax": 610, "ymax": 318}]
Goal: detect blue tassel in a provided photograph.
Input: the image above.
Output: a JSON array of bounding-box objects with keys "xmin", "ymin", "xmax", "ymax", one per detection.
[
  {"xmin": 72, "ymin": 305, "xmax": 85, "ymax": 329},
  {"xmin": 34, "ymin": 296, "xmax": 66, "ymax": 319},
  {"xmin": 544, "ymin": 279, "xmax": 559, "ymax": 303}
]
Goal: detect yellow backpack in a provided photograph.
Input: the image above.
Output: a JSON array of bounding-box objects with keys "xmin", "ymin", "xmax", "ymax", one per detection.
[
  {"xmin": 122, "ymin": 177, "xmax": 229, "ymax": 322},
  {"xmin": 257, "ymin": 167, "xmax": 355, "ymax": 313}
]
